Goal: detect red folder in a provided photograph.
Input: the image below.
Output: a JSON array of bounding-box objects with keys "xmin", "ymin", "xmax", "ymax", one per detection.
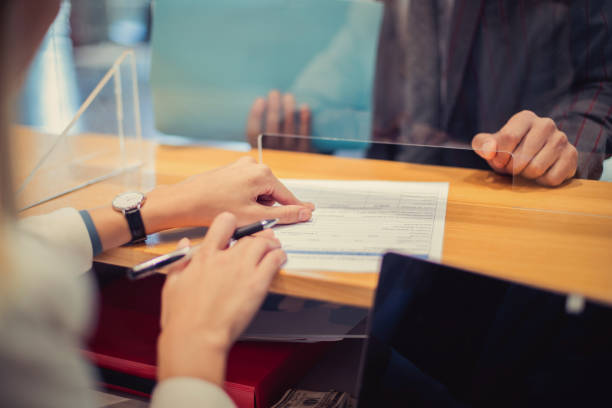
[{"xmin": 86, "ymin": 270, "xmax": 329, "ymax": 408}]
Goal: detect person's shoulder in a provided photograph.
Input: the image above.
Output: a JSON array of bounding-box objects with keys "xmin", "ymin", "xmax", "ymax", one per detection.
[
  {"xmin": 0, "ymin": 224, "xmax": 95, "ymax": 336},
  {"xmin": 0, "ymin": 226, "xmax": 97, "ymax": 408}
]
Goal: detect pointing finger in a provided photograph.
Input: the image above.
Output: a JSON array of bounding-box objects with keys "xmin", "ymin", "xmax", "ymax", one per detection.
[
  {"xmin": 201, "ymin": 212, "xmax": 237, "ymax": 251},
  {"xmin": 472, "ymin": 133, "xmax": 498, "ymax": 160}
]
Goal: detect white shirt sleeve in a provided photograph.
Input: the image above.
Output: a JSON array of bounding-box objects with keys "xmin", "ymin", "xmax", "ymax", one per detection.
[
  {"xmin": 18, "ymin": 207, "xmax": 94, "ymax": 275},
  {"xmin": 151, "ymin": 378, "xmax": 236, "ymax": 408}
]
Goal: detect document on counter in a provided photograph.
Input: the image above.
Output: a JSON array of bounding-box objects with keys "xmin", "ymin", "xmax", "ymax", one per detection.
[{"xmin": 275, "ymin": 180, "xmax": 449, "ymax": 273}]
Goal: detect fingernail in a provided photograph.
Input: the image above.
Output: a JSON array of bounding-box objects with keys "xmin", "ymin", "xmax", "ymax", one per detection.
[
  {"xmin": 298, "ymin": 208, "xmax": 311, "ymax": 221},
  {"xmin": 482, "ymin": 140, "xmax": 495, "ymax": 153}
]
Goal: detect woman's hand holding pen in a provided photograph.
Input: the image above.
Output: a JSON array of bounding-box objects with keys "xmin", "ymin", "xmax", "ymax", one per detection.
[
  {"xmin": 157, "ymin": 212, "xmax": 286, "ymax": 385},
  {"xmin": 144, "ymin": 156, "xmax": 314, "ymax": 231}
]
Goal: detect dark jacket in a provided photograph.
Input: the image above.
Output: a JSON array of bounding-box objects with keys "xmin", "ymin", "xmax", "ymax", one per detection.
[{"xmin": 371, "ymin": 0, "xmax": 612, "ymax": 179}]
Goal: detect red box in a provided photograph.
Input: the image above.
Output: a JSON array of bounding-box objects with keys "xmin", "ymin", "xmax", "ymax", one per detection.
[{"xmin": 86, "ymin": 270, "xmax": 329, "ymax": 408}]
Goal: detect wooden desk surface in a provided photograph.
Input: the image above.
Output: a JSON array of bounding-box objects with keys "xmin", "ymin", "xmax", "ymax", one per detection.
[{"xmin": 18, "ymin": 130, "xmax": 612, "ymax": 308}]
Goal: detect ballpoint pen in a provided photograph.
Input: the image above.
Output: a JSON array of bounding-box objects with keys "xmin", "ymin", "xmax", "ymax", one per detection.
[{"xmin": 127, "ymin": 218, "xmax": 279, "ymax": 280}]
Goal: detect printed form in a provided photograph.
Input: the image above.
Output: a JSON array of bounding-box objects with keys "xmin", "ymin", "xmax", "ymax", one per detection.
[{"xmin": 275, "ymin": 180, "xmax": 449, "ymax": 273}]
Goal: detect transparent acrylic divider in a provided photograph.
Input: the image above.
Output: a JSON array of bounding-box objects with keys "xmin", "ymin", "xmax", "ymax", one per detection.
[
  {"xmin": 257, "ymin": 134, "xmax": 612, "ymax": 309},
  {"xmin": 15, "ymin": 50, "xmax": 151, "ymax": 212},
  {"xmin": 257, "ymin": 133, "xmax": 517, "ymax": 209},
  {"xmin": 150, "ymin": 0, "xmax": 382, "ymax": 144}
]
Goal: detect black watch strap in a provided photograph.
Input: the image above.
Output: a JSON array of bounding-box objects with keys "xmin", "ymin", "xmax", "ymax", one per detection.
[{"xmin": 125, "ymin": 208, "xmax": 146, "ymax": 243}]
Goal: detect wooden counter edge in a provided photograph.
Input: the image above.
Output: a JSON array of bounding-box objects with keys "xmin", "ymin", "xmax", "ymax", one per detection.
[{"xmin": 95, "ymin": 250, "xmax": 377, "ymax": 308}]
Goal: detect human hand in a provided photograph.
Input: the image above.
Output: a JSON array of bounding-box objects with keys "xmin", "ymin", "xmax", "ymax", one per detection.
[
  {"xmin": 246, "ymin": 90, "xmax": 312, "ymax": 151},
  {"xmin": 144, "ymin": 156, "xmax": 314, "ymax": 231},
  {"xmin": 157, "ymin": 213, "xmax": 286, "ymax": 385},
  {"xmin": 472, "ymin": 110, "xmax": 578, "ymax": 186}
]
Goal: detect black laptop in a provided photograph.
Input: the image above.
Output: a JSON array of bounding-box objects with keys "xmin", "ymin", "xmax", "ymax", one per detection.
[{"xmin": 356, "ymin": 253, "xmax": 612, "ymax": 408}]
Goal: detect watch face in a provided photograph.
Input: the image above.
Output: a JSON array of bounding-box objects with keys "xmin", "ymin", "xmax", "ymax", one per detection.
[{"xmin": 112, "ymin": 192, "xmax": 145, "ymax": 212}]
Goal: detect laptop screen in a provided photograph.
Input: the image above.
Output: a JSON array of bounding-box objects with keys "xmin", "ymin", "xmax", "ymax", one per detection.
[{"xmin": 356, "ymin": 253, "xmax": 612, "ymax": 407}]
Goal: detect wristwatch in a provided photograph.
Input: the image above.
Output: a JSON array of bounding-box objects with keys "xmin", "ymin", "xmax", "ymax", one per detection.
[{"xmin": 112, "ymin": 191, "xmax": 147, "ymax": 243}]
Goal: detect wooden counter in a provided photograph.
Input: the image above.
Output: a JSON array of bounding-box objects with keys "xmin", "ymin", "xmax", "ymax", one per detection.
[{"xmin": 17, "ymin": 129, "xmax": 612, "ymax": 308}]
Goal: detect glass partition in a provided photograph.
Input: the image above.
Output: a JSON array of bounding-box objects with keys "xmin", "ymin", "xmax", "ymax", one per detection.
[
  {"xmin": 257, "ymin": 133, "xmax": 612, "ymax": 217},
  {"xmin": 150, "ymin": 0, "xmax": 383, "ymax": 144},
  {"xmin": 14, "ymin": 50, "xmax": 153, "ymax": 212},
  {"xmin": 148, "ymin": 0, "xmax": 611, "ymax": 190},
  {"xmin": 257, "ymin": 133, "xmax": 517, "ymax": 205}
]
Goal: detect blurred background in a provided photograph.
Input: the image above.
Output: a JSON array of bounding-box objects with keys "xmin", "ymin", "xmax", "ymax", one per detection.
[{"xmin": 17, "ymin": 0, "xmax": 212, "ymax": 146}]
